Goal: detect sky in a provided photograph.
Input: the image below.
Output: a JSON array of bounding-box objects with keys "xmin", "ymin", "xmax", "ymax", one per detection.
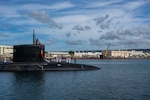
[{"xmin": 0, "ymin": 0, "xmax": 150, "ymax": 51}]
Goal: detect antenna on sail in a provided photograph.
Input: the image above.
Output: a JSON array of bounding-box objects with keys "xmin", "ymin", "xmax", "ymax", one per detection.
[{"xmin": 33, "ymin": 29, "xmax": 35, "ymax": 44}]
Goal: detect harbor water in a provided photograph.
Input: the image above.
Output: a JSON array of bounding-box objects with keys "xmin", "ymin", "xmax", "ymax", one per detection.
[{"xmin": 0, "ymin": 59, "xmax": 150, "ymax": 100}]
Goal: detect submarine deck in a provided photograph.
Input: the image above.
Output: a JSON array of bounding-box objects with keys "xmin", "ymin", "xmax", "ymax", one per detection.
[{"xmin": 0, "ymin": 62, "xmax": 100, "ymax": 71}]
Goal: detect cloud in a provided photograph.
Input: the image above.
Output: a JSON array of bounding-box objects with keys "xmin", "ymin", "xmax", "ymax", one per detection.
[
  {"xmin": 100, "ymin": 31, "xmax": 124, "ymax": 40},
  {"xmin": 118, "ymin": 28, "xmax": 140, "ymax": 37},
  {"xmin": 65, "ymin": 33, "xmax": 71, "ymax": 37},
  {"xmin": 20, "ymin": 2, "xmax": 75, "ymax": 11},
  {"xmin": 119, "ymin": 37, "xmax": 150, "ymax": 48},
  {"xmin": 0, "ymin": 0, "xmax": 149, "ymax": 50},
  {"xmin": 50, "ymin": 2, "xmax": 74, "ymax": 10},
  {"xmin": 100, "ymin": 23, "xmax": 109, "ymax": 29},
  {"xmin": 86, "ymin": 0, "xmax": 122, "ymax": 8},
  {"xmin": 84, "ymin": 26, "xmax": 91, "ymax": 30},
  {"xmin": 118, "ymin": 26, "xmax": 150, "ymax": 37},
  {"xmin": 98, "ymin": 31, "xmax": 103, "ymax": 33},
  {"xmin": 0, "ymin": 33, "xmax": 11, "ymax": 37},
  {"xmin": 0, "ymin": 6, "xmax": 21, "ymax": 18},
  {"xmin": 28, "ymin": 11, "xmax": 50, "ymax": 23},
  {"xmin": 28, "ymin": 11, "xmax": 63, "ymax": 29},
  {"xmin": 56, "ymin": 15, "xmax": 91, "ymax": 24},
  {"xmin": 66, "ymin": 40, "xmax": 85, "ymax": 45},
  {"xmin": 124, "ymin": 1, "xmax": 146, "ymax": 10},
  {"xmin": 72, "ymin": 25, "xmax": 92, "ymax": 32},
  {"xmin": 72, "ymin": 24, "xmax": 84, "ymax": 31},
  {"xmin": 88, "ymin": 38, "xmax": 103, "ymax": 46},
  {"xmin": 89, "ymin": 38, "xmax": 119, "ymax": 48},
  {"xmin": 95, "ymin": 26, "xmax": 150, "ymax": 49},
  {"xmin": 93, "ymin": 15, "xmax": 109, "ymax": 25}
]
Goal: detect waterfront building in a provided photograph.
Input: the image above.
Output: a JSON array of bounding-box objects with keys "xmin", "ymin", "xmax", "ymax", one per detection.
[
  {"xmin": 0, "ymin": 45, "xmax": 13, "ymax": 58},
  {"xmin": 46, "ymin": 51, "xmax": 102, "ymax": 59},
  {"xmin": 76, "ymin": 51, "xmax": 102, "ymax": 58},
  {"xmin": 102, "ymin": 50, "xmax": 145, "ymax": 58},
  {"xmin": 129, "ymin": 50, "xmax": 145, "ymax": 58},
  {"xmin": 111, "ymin": 50, "xmax": 130, "ymax": 58},
  {"xmin": 45, "ymin": 52, "xmax": 70, "ymax": 59}
]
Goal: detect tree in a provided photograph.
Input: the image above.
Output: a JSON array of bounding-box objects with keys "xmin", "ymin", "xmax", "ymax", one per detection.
[
  {"xmin": 69, "ymin": 51, "xmax": 74, "ymax": 58},
  {"xmin": 69, "ymin": 51, "xmax": 76, "ymax": 64}
]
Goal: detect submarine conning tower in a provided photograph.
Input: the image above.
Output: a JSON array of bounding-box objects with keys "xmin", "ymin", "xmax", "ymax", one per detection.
[{"xmin": 13, "ymin": 30, "xmax": 45, "ymax": 62}]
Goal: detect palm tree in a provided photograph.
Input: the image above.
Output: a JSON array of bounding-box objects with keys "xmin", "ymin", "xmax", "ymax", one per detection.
[
  {"xmin": 69, "ymin": 51, "xmax": 74, "ymax": 58},
  {"xmin": 69, "ymin": 51, "xmax": 77, "ymax": 64}
]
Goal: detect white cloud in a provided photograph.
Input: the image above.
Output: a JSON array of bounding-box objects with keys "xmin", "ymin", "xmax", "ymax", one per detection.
[
  {"xmin": 0, "ymin": 2, "xmax": 74, "ymax": 18},
  {"xmin": 22, "ymin": 2, "xmax": 74, "ymax": 11},
  {"xmin": 50, "ymin": 2, "xmax": 74, "ymax": 10},
  {"xmin": 55, "ymin": 15, "xmax": 91, "ymax": 24},
  {"xmin": 0, "ymin": 6, "xmax": 20, "ymax": 18},
  {"xmin": 124, "ymin": 1, "xmax": 145, "ymax": 10},
  {"xmin": 86, "ymin": 0, "xmax": 122, "ymax": 8}
]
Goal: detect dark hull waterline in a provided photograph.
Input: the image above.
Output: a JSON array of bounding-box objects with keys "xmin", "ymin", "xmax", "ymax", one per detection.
[{"xmin": 0, "ymin": 62, "xmax": 100, "ymax": 71}]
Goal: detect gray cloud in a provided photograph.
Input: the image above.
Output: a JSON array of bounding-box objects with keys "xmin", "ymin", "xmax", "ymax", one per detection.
[
  {"xmin": 28, "ymin": 11, "xmax": 63, "ymax": 29},
  {"xmin": 93, "ymin": 15, "xmax": 109, "ymax": 25},
  {"xmin": 65, "ymin": 33, "xmax": 71, "ymax": 37},
  {"xmin": 66, "ymin": 40, "xmax": 85, "ymax": 45},
  {"xmin": 119, "ymin": 38, "xmax": 150, "ymax": 48},
  {"xmin": 100, "ymin": 23, "xmax": 109, "ymax": 29},
  {"xmin": 100, "ymin": 31, "xmax": 124, "ymax": 40},
  {"xmin": 88, "ymin": 38, "xmax": 103, "ymax": 46},
  {"xmin": 0, "ymin": 33, "xmax": 10, "ymax": 37},
  {"xmin": 118, "ymin": 26, "xmax": 150, "ymax": 37},
  {"xmin": 105, "ymin": 15, "xmax": 109, "ymax": 19},
  {"xmin": 98, "ymin": 30, "xmax": 103, "ymax": 33},
  {"xmin": 72, "ymin": 25, "xmax": 92, "ymax": 31},
  {"xmin": 93, "ymin": 14, "xmax": 112, "ymax": 31},
  {"xmin": 135, "ymin": 26, "xmax": 150, "ymax": 36},
  {"xmin": 88, "ymin": 38, "xmax": 116, "ymax": 46},
  {"xmin": 106, "ymin": 19, "xmax": 114, "ymax": 24},
  {"xmin": 119, "ymin": 26, "xmax": 150, "ymax": 48},
  {"xmin": 84, "ymin": 25, "xmax": 91, "ymax": 30},
  {"xmin": 121, "ymin": 39, "xmax": 140, "ymax": 46},
  {"xmin": 104, "ymin": 26, "xmax": 150, "ymax": 48},
  {"xmin": 118, "ymin": 28, "xmax": 140, "ymax": 37},
  {"xmin": 72, "ymin": 24, "xmax": 84, "ymax": 31}
]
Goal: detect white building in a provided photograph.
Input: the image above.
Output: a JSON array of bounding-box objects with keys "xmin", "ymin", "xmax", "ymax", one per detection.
[
  {"xmin": 103, "ymin": 50, "xmax": 145, "ymax": 58},
  {"xmin": 77, "ymin": 51, "xmax": 102, "ymax": 58},
  {"xmin": 45, "ymin": 51, "xmax": 70, "ymax": 58},
  {"xmin": 111, "ymin": 50, "xmax": 130, "ymax": 58},
  {"xmin": 129, "ymin": 50, "xmax": 145, "ymax": 58},
  {"xmin": 45, "ymin": 51, "xmax": 102, "ymax": 59},
  {"xmin": 0, "ymin": 45, "xmax": 13, "ymax": 57}
]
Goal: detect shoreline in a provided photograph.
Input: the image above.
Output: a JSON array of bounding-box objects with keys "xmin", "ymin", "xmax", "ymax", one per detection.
[{"xmin": 46, "ymin": 58, "xmax": 150, "ymax": 61}]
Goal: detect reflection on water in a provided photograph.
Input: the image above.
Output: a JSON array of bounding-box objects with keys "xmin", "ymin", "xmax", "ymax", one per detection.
[
  {"xmin": 0, "ymin": 59, "xmax": 150, "ymax": 100},
  {"xmin": 12, "ymin": 72, "xmax": 44, "ymax": 100}
]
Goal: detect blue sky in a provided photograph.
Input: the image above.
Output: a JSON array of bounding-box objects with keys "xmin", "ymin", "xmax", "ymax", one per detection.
[{"xmin": 0, "ymin": 0, "xmax": 150, "ymax": 51}]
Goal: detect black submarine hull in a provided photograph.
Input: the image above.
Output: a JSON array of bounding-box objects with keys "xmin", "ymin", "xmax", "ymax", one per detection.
[{"xmin": 0, "ymin": 62, "xmax": 100, "ymax": 71}]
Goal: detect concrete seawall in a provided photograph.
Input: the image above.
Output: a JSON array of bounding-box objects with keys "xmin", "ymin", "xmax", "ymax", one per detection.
[{"xmin": 0, "ymin": 62, "xmax": 100, "ymax": 71}]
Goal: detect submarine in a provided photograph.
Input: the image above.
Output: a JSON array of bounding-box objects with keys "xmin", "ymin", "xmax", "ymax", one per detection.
[{"xmin": 0, "ymin": 30, "xmax": 100, "ymax": 71}]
